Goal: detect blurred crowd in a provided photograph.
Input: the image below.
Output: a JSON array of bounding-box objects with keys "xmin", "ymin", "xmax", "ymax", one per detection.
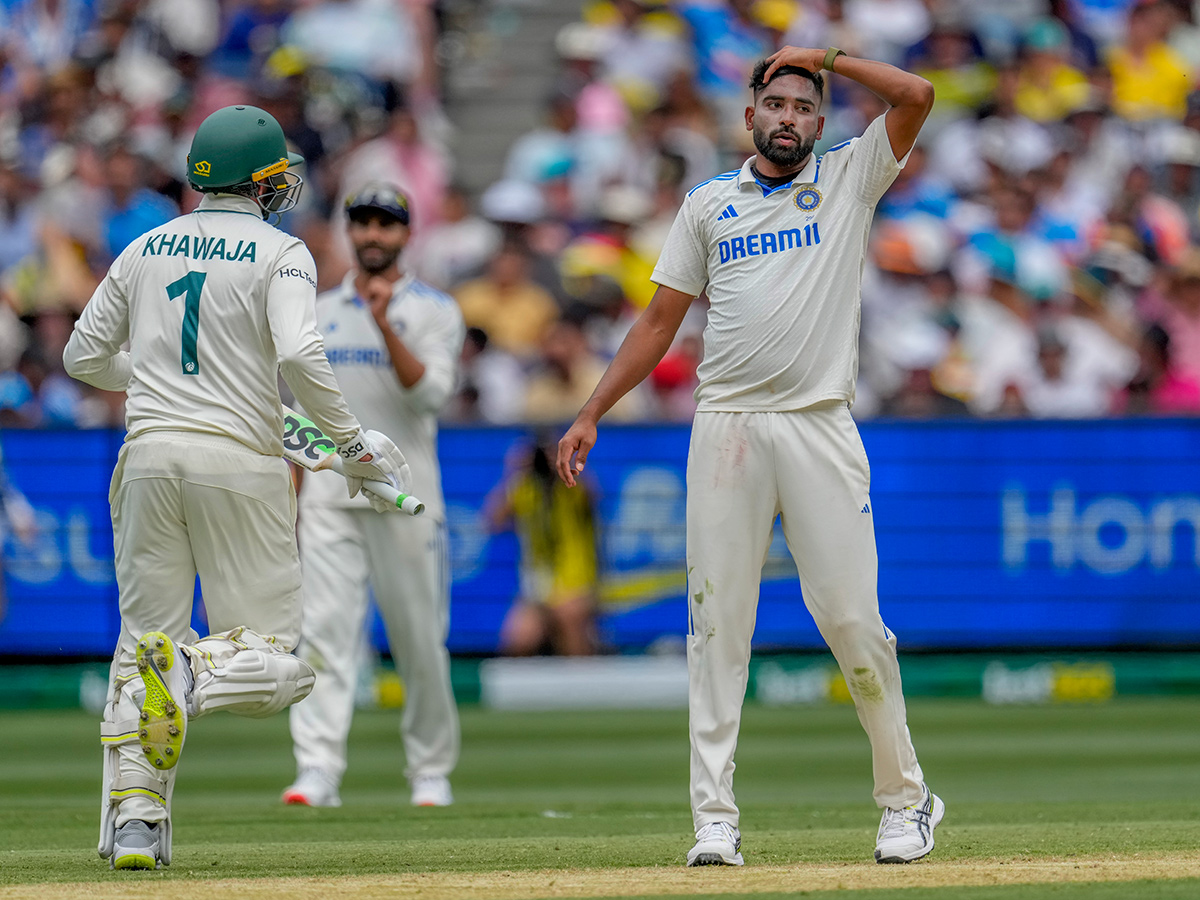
[{"xmin": 3, "ymin": 0, "xmax": 1200, "ymax": 427}]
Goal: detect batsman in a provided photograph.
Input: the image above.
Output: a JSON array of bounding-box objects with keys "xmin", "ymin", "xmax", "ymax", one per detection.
[{"xmin": 63, "ymin": 105, "xmax": 408, "ymax": 870}]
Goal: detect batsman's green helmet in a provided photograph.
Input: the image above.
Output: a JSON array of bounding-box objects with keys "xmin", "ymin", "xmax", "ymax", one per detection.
[{"xmin": 187, "ymin": 105, "xmax": 304, "ymax": 212}]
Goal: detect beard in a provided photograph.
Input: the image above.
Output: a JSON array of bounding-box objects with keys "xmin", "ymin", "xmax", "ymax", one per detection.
[
  {"xmin": 752, "ymin": 123, "xmax": 815, "ymax": 170},
  {"xmin": 354, "ymin": 243, "xmax": 400, "ymax": 274}
]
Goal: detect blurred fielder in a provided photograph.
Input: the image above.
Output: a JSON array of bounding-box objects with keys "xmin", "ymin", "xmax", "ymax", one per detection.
[
  {"xmin": 284, "ymin": 184, "xmax": 464, "ymax": 809},
  {"xmin": 558, "ymin": 48, "xmax": 943, "ymax": 866},
  {"xmin": 63, "ymin": 106, "xmax": 407, "ymax": 870}
]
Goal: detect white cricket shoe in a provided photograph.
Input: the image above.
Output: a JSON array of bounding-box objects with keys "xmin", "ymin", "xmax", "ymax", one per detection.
[
  {"xmin": 875, "ymin": 786, "xmax": 945, "ymax": 863},
  {"xmin": 686, "ymin": 821, "xmax": 744, "ymax": 866},
  {"xmin": 111, "ymin": 820, "xmax": 161, "ymax": 870},
  {"xmin": 281, "ymin": 767, "xmax": 342, "ymax": 808},
  {"xmin": 410, "ymin": 774, "xmax": 453, "ymax": 807}
]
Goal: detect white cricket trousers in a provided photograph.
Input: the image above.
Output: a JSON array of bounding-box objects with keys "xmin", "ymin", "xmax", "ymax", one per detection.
[
  {"xmin": 686, "ymin": 407, "xmax": 925, "ymax": 830},
  {"xmin": 107, "ymin": 432, "xmax": 304, "ymax": 824},
  {"xmin": 289, "ymin": 504, "xmax": 459, "ymax": 783}
]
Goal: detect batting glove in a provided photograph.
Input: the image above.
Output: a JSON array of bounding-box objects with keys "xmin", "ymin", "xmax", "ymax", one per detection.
[
  {"xmin": 337, "ymin": 429, "xmax": 399, "ymax": 501},
  {"xmin": 362, "ymin": 429, "xmax": 413, "ymax": 514}
]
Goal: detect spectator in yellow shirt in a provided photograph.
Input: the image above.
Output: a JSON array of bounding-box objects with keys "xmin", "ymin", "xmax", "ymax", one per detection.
[
  {"xmin": 1108, "ymin": 1, "xmax": 1190, "ymax": 121},
  {"xmin": 911, "ymin": 15, "xmax": 996, "ymax": 122},
  {"xmin": 559, "ymin": 185, "xmax": 658, "ymax": 310},
  {"xmin": 1015, "ymin": 18, "xmax": 1091, "ymax": 122},
  {"xmin": 454, "ymin": 242, "xmax": 560, "ymax": 359}
]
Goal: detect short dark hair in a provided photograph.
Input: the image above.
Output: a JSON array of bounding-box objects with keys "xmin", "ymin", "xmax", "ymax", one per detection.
[{"xmin": 748, "ymin": 59, "xmax": 824, "ymax": 102}]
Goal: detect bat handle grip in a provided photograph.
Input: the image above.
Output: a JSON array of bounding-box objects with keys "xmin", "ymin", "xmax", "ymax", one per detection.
[
  {"xmin": 324, "ymin": 456, "xmax": 426, "ymax": 517},
  {"xmin": 362, "ymin": 478, "xmax": 426, "ymax": 517}
]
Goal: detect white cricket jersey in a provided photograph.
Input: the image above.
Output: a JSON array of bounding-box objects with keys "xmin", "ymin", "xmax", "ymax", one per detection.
[
  {"xmin": 652, "ymin": 114, "xmax": 908, "ymax": 412},
  {"xmin": 300, "ymin": 272, "xmax": 465, "ymax": 520},
  {"xmin": 63, "ymin": 194, "xmax": 362, "ymax": 455}
]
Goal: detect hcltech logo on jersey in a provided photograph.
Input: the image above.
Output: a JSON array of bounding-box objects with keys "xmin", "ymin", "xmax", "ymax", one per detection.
[
  {"xmin": 142, "ymin": 234, "xmax": 257, "ymax": 262},
  {"xmin": 276, "ymin": 266, "xmax": 317, "ymax": 288},
  {"xmin": 717, "ymin": 223, "xmax": 821, "ymax": 265},
  {"xmin": 793, "ymin": 185, "xmax": 822, "ymax": 212}
]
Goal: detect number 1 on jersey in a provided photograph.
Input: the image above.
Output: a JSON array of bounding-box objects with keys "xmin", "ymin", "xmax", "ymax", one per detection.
[{"xmin": 166, "ymin": 271, "xmax": 206, "ymax": 375}]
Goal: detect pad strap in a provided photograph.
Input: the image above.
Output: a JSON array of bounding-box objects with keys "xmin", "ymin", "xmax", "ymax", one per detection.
[
  {"xmin": 100, "ymin": 718, "xmax": 141, "ymax": 746},
  {"xmin": 109, "ymin": 773, "xmax": 167, "ymax": 808}
]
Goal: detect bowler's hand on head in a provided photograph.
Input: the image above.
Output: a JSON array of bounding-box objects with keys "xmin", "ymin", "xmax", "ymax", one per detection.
[{"xmin": 764, "ymin": 46, "xmax": 825, "ymax": 82}]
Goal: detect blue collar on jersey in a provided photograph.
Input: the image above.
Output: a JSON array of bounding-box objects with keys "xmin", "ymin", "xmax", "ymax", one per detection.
[{"xmin": 737, "ymin": 152, "xmax": 819, "ymax": 196}]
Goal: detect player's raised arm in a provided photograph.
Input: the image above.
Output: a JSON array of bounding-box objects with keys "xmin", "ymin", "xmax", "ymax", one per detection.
[
  {"xmin": 556, "ymin": 283, "xmax": 694, "ymax": 486},
  {"xmin": 763, "ymin": 46, "xmax": 934, "ymax": 160},
  {"xmin": 363, "ymin": 275, "xmax": 428, "ymax": 390}
]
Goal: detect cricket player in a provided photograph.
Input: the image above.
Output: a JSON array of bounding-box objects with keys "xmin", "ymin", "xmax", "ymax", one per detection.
[
  {"xmin": 63, "ymin": 106, "xmax": 406, "ymax": 870},
  {"xmin": 557, "ymin": 48, "xmax": 943, "ymax": 866},
  {"xmin": 283, "ymin": 183, "xmax": 464, "ymax": 809}
]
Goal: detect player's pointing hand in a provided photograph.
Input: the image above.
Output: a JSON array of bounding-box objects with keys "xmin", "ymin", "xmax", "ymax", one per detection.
[
  {"xmin": 763, "ymin": 46, "xmax": 825, "ymax": 83},
  {"xmin": 557, "ymin": 416, "xmax": 597, "ymax": 488}
]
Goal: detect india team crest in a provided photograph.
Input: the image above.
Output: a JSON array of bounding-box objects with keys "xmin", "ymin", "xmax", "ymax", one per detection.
[{"xmin": 793, "ymin": 185, "xmax": 822, "ymax": 212}]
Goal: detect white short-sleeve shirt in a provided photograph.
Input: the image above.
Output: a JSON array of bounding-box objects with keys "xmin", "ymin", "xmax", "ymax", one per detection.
[{"xmin": 652, "ymin": 113, "xmax": 907, "ymax": 412}]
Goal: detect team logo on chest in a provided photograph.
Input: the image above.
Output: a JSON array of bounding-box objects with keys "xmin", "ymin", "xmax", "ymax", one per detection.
[{"xmin": 793, "ymin": 185, "xmax": 822, "ymax": 212}]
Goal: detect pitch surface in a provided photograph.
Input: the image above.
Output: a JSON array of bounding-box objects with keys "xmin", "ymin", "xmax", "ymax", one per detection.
[{"xmin": 2, "ymin": 697, "xmax": 1199, "ymax": 898}]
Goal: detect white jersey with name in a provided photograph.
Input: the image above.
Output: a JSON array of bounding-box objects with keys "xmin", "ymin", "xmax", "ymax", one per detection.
[
  {"xmin": 300, "ymin": 272, "xmax": 465, "ymax": 520},
  {"xmin": 652, "ymin": 114, "xmax": 908, "ymax": 412},
  {"xmin": 63, "ymin": 194, "xmax": 362, "ymax": 455}
]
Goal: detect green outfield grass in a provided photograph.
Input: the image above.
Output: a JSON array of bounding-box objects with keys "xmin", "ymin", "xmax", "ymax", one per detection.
[{"xmin": 1, "ymin": 696, "xmax": 1199, "ymax": 898}]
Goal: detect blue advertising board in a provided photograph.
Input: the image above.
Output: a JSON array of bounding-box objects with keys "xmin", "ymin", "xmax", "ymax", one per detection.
[{"xmin": 1, "ymin": 419, "xmax": 1198, "ymax": 656}]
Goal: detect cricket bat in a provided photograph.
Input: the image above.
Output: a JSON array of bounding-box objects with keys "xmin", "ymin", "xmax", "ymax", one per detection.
[{"xmin": 281, "ymin": 405, "xmax": 425, "ymax": 517}]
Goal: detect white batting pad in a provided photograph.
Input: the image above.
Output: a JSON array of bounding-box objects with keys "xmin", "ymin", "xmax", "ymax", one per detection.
[{"xmin": 188, "ymin": 627, "xmax": 315, "ymax": 718}]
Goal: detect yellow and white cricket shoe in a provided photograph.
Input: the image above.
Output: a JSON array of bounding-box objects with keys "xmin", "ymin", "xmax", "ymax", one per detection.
[
  {"xmin": 135, "ymin": 632, "xmax": 190, "ymax": 771},
  {"xmin": 875, "ymin": 786, "xmax": 945, "ymax": 863},
  {"xmin": 111, "ymin": 820, "xmax": 161, "ymax": 870},
  {"xmin": 686, "ymin": 821, "xmax": 744, "ymax": 866}
]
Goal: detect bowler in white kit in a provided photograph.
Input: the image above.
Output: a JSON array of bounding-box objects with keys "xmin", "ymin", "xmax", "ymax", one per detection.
[
  {"xmin": 283, "ymin": 183, "xmax": 464, "ymax": 809},
  {"xmin": 557, "ymin": 47, "xmax": 943, "ymax": 866},
  {"xmin": 63, "ymin": 106, "xmax": 406, "ymax": 870}
]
